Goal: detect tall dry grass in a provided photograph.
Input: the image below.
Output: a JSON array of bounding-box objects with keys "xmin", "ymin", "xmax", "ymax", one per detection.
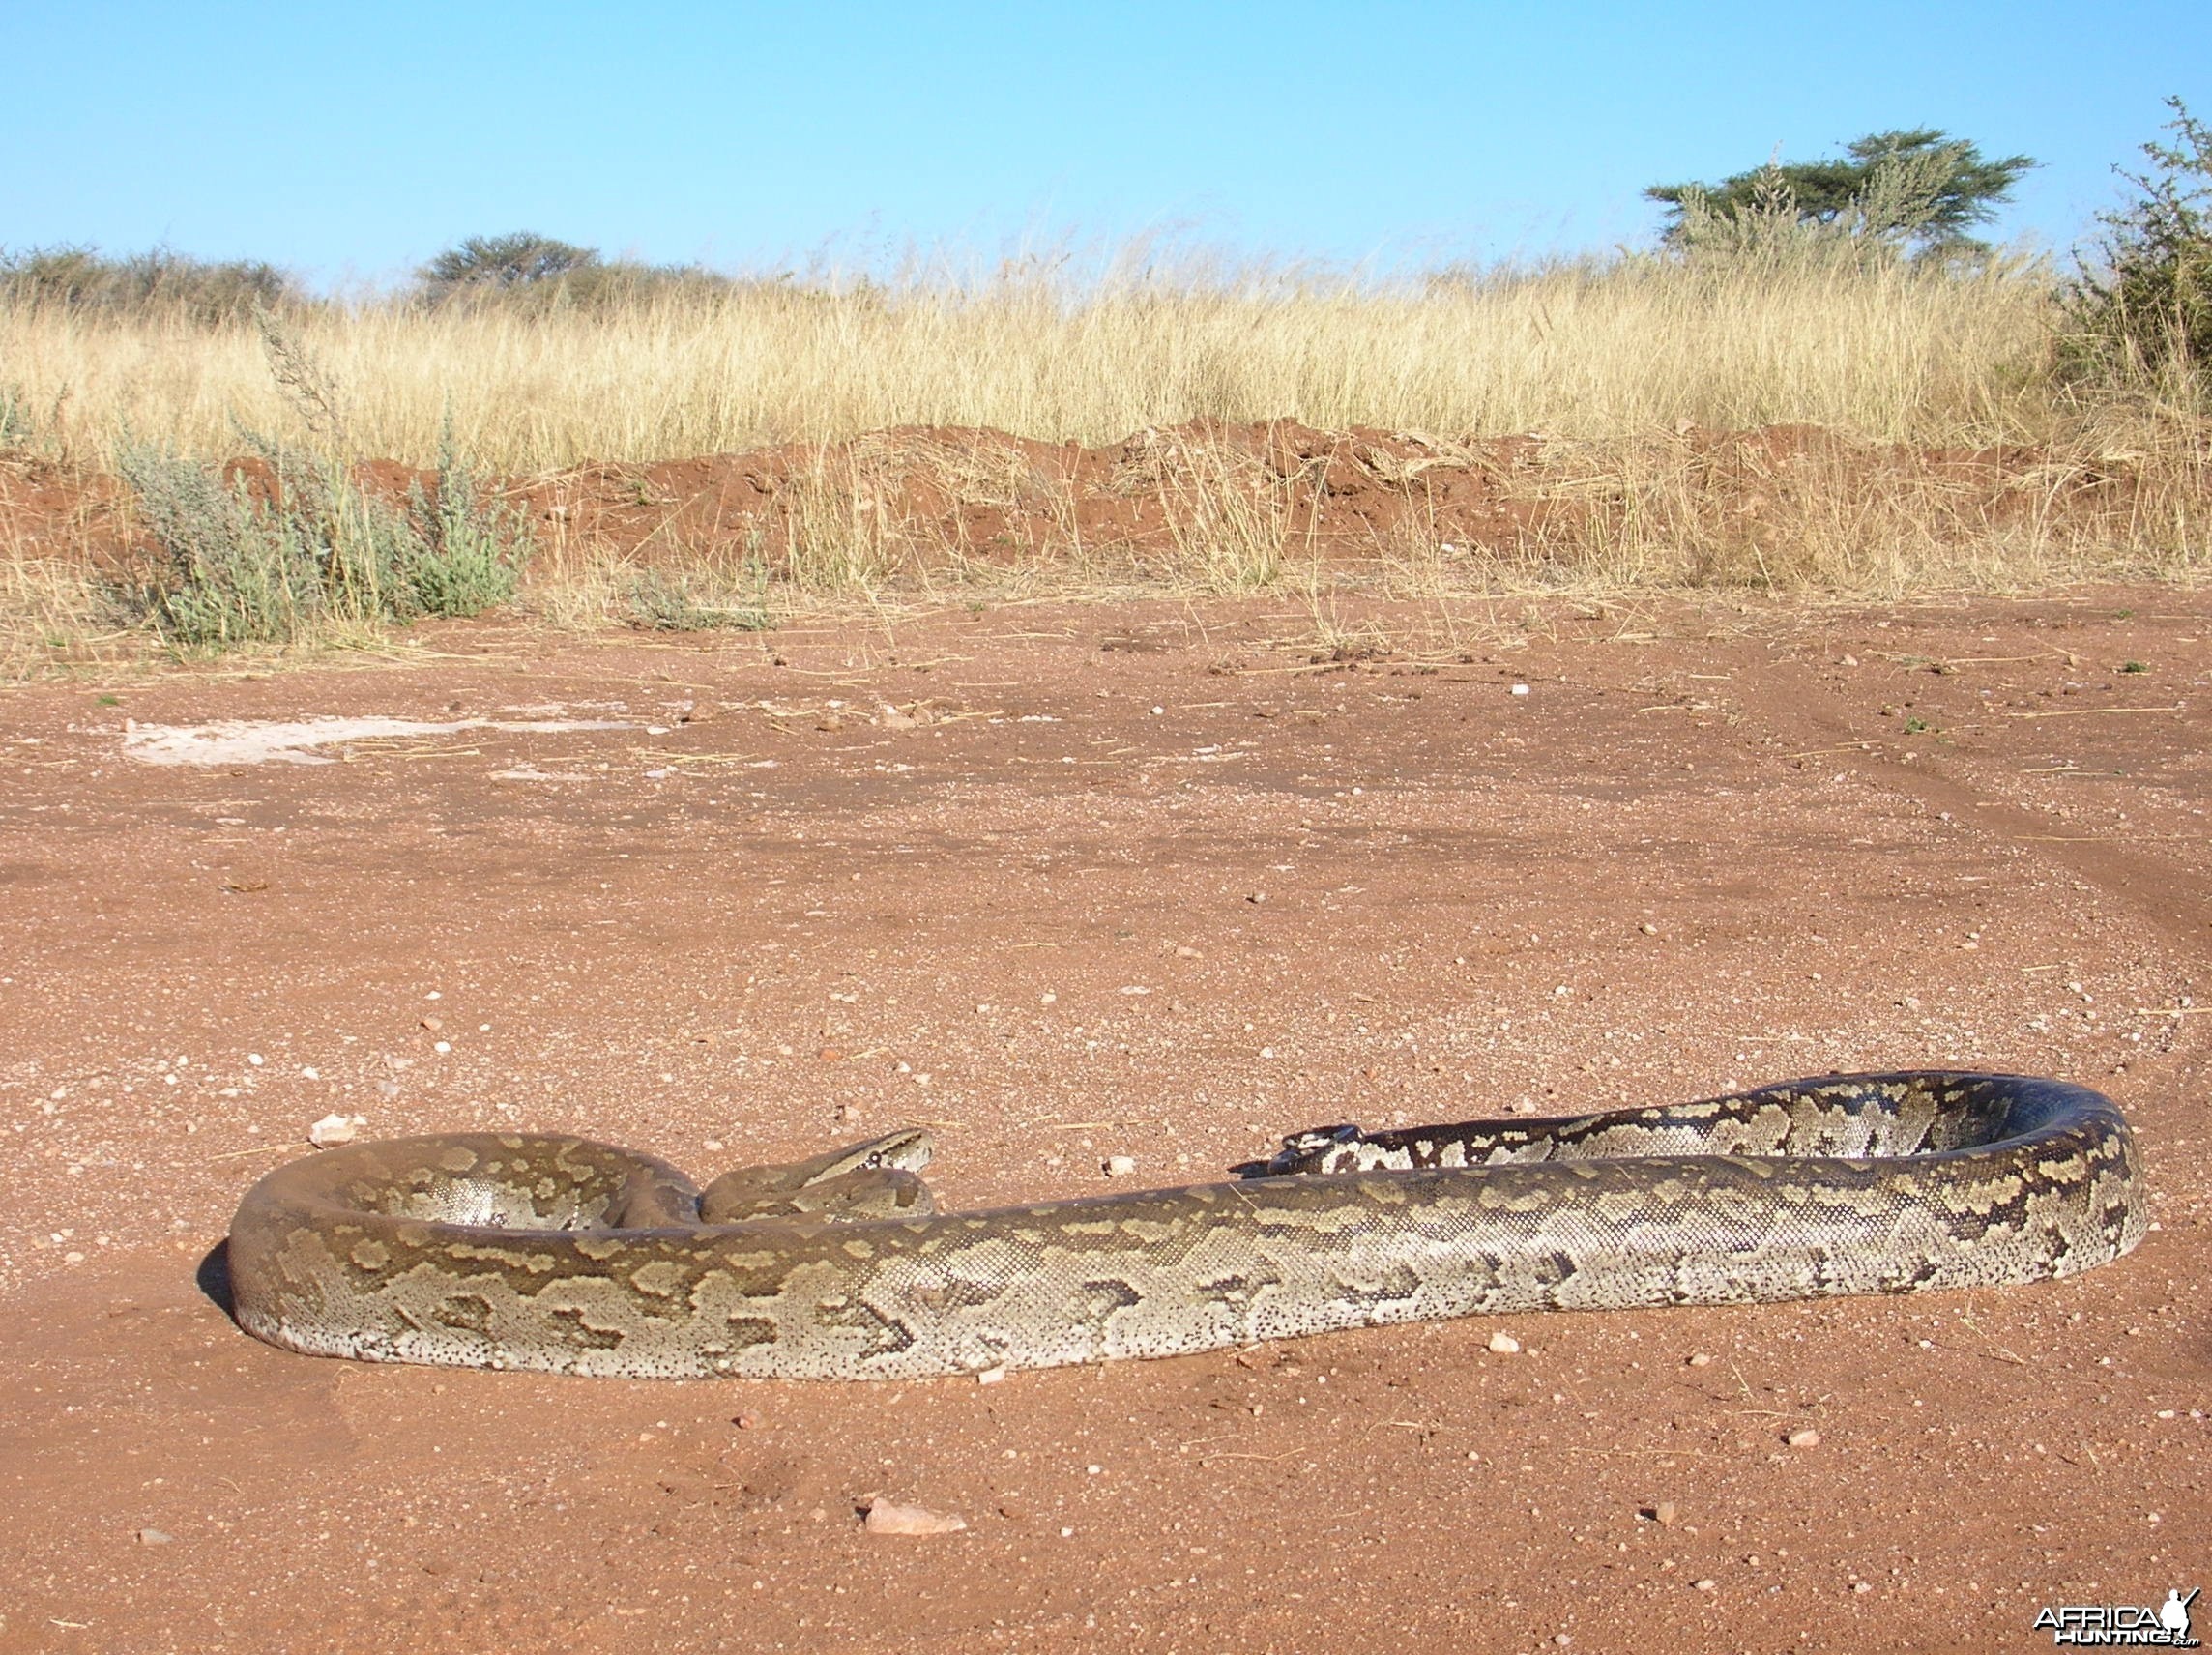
[
  {"xmin": 1, "ymin": 257, "xmax": 2062, "ymax": 472},
  {"xmin": 1, "ymin": 250, "xmax": 2204, "ymax": 675}
]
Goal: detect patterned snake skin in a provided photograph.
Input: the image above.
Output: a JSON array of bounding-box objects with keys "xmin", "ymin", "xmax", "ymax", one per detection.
[{"xmin": 227, "ymin": 1071, "xmax": 2145, "ymax": 1381}]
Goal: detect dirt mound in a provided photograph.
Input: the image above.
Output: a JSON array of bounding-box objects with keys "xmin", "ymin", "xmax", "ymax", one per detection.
[{"xmin": 2, "ymin": 419, "xmax": 2173, "ymax": 596}]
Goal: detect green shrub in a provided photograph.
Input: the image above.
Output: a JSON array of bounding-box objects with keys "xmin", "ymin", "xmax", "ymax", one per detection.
[
  {"xmin": 2066, "ymin": 98, "xmax": 2212, "ymax": 383},
  {"xmin": 402, "ymin": 420, "xmax": 527, "ymax": 616},
  {"xmin": 116, "ymin": 441, "xmax": 327, "ymax": 647},
  {"xmin": 623, "ymin": 566, "xmax": 770, "ymax": 631},
  {"xmin": 117, "ymin": 426, "xmax": 530, "ymax": 650}
]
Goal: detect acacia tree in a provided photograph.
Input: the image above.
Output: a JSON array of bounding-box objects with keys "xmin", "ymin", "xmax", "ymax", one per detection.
[
  {"xmin": 417, "ymin": 232, "xmax": 599, "ymax": 298},
  {"xmin": 1646, "ymin": 130, "xmax": 2036, "ymax": 258}
]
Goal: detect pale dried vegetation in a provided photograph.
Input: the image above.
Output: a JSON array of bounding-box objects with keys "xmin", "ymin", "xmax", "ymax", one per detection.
[
  {"xmin": 0, "ymin": 259, "xmax": 2067, "ymax": 464},
  {"xmin": 0, "ymin": 251, "xmax": 2206, "ymax": 670}
]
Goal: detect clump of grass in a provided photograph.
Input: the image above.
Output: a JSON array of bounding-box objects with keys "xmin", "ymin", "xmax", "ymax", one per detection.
[
  {"xmin": 782, "ymin": 453, "xmax": 903, "ymax": 592},
  {"xmin": 623, "ymin": 565, "xmax": 770, "ymax": 631},
  {"xmin": 1154, "ymin": 444, "xmax": 1294, "ymax": 592}
]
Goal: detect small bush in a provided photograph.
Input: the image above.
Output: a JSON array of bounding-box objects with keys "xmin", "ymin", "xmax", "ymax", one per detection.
[
  {"xmin": 2066, "ymin": 97, "xmax": 2212, "ymax": 383},
  {"xmin": 117, "ymin": 426, "xmax": 529, "ymax": 650},
  {"xmin": 116, "ymin": 441, "xmax": 327, "ymax": 647},
  {"xmin": 0, "ymin": 246, "xmax": 304, "ymax": 325},
  {"xmin": 402, "ymin": 420, "xmax": 527, "ymax": 616},
  {"xmin": 623, "ymin": 566, "xmax": 770, "ymax": 631}
]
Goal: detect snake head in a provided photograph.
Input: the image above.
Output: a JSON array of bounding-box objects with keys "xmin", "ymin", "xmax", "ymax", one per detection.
[{"xmin": 1243, "ymin": 1122, "xmax": 1365, "ymax": 1176}]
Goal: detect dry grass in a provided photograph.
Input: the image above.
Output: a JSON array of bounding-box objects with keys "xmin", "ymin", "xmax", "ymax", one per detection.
[
  {"xmin": 3, "ymin": 257, "xmax": 2061, "ymax": 473},
  {"xmin": 2, "ymin": 252, "xmax": 2206, "ymax": 673}
]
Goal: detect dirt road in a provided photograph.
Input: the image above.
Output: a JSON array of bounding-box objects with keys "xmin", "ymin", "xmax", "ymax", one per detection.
[{"xmin": 1, "ymin": 591, "xmax": 2204, "ymax": 1652}]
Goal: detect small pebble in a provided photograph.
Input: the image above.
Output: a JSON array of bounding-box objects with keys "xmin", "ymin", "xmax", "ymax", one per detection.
[
  {"xmin": 420, "ymin": 1015, "xmax": 444, "ymax": 1032},
  {"xmin": 1654, "ymin": 1501, "xmax": 1678, "ymax": 1525},
  {"xmin": 308, "ymin": 1113, "xmax": 366, "ymax": 1148},
  {"xmin": 862, "ymin": 1499, "xmax": 966, "ymax": 1536},
  {"xmin": 1510, "ymin": 683, "xmax": 1530, "ymax": 696},
  {"xmin": 733, "ymin": 1413, "xmax": 758, "ymax": 1430},
  {"xmin": 1554, "ymin": 1637, "xmax": 1572, "ymax": 1647},
  {"xmin": 975, "ymin": 1366, "xmax": 1007, "ymax": 1386},
  {"xmin": 135, "ymin": 1528, "xmax": 174, "ymax": 1545},
  {"xmin": 1104, "ymin": 1155, "xmax": 1137, "ymax": 1177},
  {"xmin": 1694, "ymin": 1578, "xmax": 1717, "ymax": 1592},
  {"xmin": 1639, "ymin": 922, "xmax": 1657, "ymax": 935},
  {"xmin": 1487, "ymin": 1331, "xmax": 1521, "ymax": 1355},
  {"xmin": 1687, "ymin": 1353, "xmax": 1713, "ymax": 1367},
  {"xmin": 1852, "ymin": 1581, "xmax": 1873, "ymax": 1594},
  {"xmin": 1786, "ymin": 1429, "xmax": 1821, "ymax": 1448}
]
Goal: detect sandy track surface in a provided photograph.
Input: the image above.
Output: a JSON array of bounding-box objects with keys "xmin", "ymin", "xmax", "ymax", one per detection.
[{"xmin": 1, "ymin": 592, "xmax": 2205, "ymax": 1653}]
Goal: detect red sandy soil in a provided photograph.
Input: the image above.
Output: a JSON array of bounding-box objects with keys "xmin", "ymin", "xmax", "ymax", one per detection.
[
  {"xmin": 0, "ymin": 589, "xmax": 2205, "ymax": 1654},
  {"xmin": 0, "ymin": 420, "xmax": 2124, "ymax": 579}
]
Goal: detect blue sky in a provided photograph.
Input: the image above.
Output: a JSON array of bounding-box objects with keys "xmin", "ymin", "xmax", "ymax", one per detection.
[{"xmin": 4, "ymin": 1, "xmax": 2204, "ymax": 285}]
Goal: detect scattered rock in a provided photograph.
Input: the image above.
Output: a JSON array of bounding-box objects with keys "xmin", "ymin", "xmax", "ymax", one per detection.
[
  {"xmin": 308, "ymin": 1113, "xmax": 367, "ymax": 1148},
  {"xmin": 1786, "ymin": 1428, "xmax": 1821, "ymax": 1448},
  {"xmin": 1104, "ymin": 1155, "xmax": 1137, "ymax": 1177},
  {"xmin": 863, "ymin": 1498, "xmax": 967, "ymax": 1536},
  {"xmin": 1687, "ymin": 1352, "xmax": 1713, "ymax": 1367},
  {"xmin": 1694, "ymin": 1578, "xmax": 1717, "ymax": 1592},
  {"xmin": 1510, "ymin": 683, "xmax": 1530, "ymax": 697},
  {"xmin": 975, "ymin": 1365, "xmax": 1007, "ymax": 1385},
  {"xmin": 134, "ymin": 1528, "xmax": 174, "ymax": 1545},
  {"xmin": 1487, "ymin": 1331, "xmax": 1522, "ymax": 1354},
  {"xmin": 1653, "ymin": 1501, "xmax": 1678, "ymax": 1525},
  {"xmin": 733, "ymin": 1412, "xmax": 759, "ymax": 1430},
  {"xmin": 419, "ymin": 1015, "xmax": 444, "ymax": 1032}
]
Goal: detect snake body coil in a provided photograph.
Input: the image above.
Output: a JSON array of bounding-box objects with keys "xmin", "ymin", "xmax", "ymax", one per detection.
[{"xmin": 227, "ymin": 1072, "xmax": 2145, "ymax": 1380}]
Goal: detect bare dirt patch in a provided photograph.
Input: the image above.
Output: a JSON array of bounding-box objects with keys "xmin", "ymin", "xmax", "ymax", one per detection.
[{"xmin": 1, "ymin": 590, "xmax": 2205, "ymax": 1653}]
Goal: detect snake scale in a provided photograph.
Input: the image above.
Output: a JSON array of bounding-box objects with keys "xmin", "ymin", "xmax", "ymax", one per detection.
[{"xmin": 227, "ymin": 1071, "xmax": 2145, "ymax": 1381}]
